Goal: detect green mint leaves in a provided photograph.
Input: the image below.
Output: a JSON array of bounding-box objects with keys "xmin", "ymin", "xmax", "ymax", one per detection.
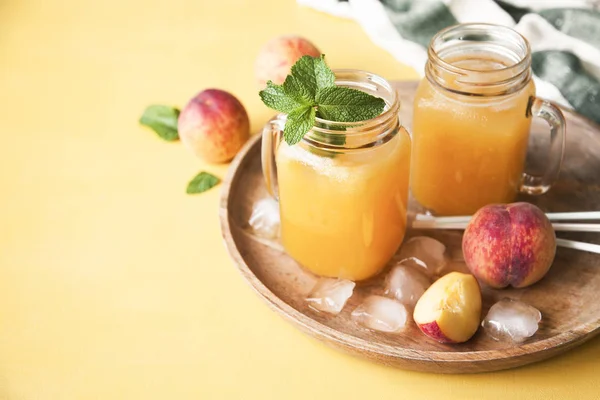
[
  {"xmin": 259, "ymin": 55, "xmax": 385, "ymax": 145},
  {"xmin": 186, "ymin": 171, "xmax": 221, "ymax": 194},
  {"xmin": 316, "ymin": 86, "xmax": 387, "ymax": 122},
  {"xmin": 285, "ymin": 107, "xmax": 316, "ymax": 146},
  {"xmin": 140, "ymin": 107, "xmax": 221, "ymax": 195},
  {"xmin": 289, "ymin": 54, "xmax": 335, "ymax": 99},
  {"xmin": 139, "ymin": 105, "xmax": 180, "ymax": 141},
  {"xmin": 259, "ymin": 81, "xmax": 308, "ymax": 114}
]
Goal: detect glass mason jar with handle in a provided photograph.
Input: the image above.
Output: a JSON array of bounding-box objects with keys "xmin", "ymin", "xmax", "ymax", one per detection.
[
  {"xmin": 262, "ymin": 70, "xmax": 411, "ymax": 281},
  {"xmin": 411, "ymin": 23, "xmax": 566, "ymax": 216}
]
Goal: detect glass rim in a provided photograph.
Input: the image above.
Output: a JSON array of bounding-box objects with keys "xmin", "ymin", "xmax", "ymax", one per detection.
[
  {"xmin": 425, "ymin": 23, "xmax": 533, "ymax": 97},
  {"xmin": 428, "ymin": 23, "xmax": 532, "ymax": 75}
]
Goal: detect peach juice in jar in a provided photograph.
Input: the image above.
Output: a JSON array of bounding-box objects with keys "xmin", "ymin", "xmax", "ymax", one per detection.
[
  {"xmin": 262, "ymin": 70, "xmax": 411, "ymax": 281},
  {"xmin": 411, "ymin": 24, "xmax": 566, "ymax": 216}
]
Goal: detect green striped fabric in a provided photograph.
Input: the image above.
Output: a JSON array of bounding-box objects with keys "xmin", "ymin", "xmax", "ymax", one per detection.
[
  {"xmin": 298, "ymin": 0, "xmax": 600, "ymax": 124},
  {"xmin": 384, "ymin": 1, "xmax": 458, "ymax": 47},
  {"xmin": 537, "ymin": 8, "xmax": 600, "ymax": 49},
  {"xmin": 532, "ymin": 51, "xmax": 600, "ymax": 123}
]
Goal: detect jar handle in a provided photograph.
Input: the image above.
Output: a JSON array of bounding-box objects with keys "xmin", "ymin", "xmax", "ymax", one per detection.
[
  {"xmin": 520, "ymin": 97, "xmax": 567, "ymax": 195},
  {"xmin": 261, "ymin": 115, "xmax": 284, "ymax": 199}
]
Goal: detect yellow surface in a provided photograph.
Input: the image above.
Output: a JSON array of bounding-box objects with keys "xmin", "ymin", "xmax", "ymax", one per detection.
[{"xmin": 0, "ymin": 0, "xmax": 598, "ymax": 399}]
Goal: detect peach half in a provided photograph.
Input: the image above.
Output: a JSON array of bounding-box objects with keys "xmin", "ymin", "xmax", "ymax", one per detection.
[{"xmin": 413, "ymin": 272, "xmax": 482, "ymax": 343}]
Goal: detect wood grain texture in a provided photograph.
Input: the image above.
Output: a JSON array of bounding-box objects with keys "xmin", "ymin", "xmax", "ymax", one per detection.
[{"xmin": 219, "ymin": 81, "xmax": 600, "ymax": 373}]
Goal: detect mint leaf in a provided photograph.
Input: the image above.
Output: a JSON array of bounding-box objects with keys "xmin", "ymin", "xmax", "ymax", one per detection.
[
  {"xmin": 259, "ymin": 81, "xmax": 311, "ymax": 113},
  {"xmin": 283, "ymin": 74, "xmax": 316, "ymax": 106},
  {"xmin": 316, "ymin": 86, "xmax": 385, "ymax": 122},
  {"xmin": 139, "ymin": 105, "xmax": 180, "ymax": 141},
  {"xmin": 284, "ymin": 107, "xmax": 316, "ymax": 145},
  {"xmin": 290, "ymin": 55, "xmax": 336, "ymax": 100},
  {"xmin": 186, "ymin": 171, "xmax": 220, "ymax": 194},
  {"xmin": 314, "ymin": 56, "xmax": 336, "ymax": 91}
]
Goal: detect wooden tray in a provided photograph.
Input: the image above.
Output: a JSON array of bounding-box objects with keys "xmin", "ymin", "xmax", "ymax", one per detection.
[{"xmin": 219, "ymin": 81, "xmax": 600, "ymax": 373}]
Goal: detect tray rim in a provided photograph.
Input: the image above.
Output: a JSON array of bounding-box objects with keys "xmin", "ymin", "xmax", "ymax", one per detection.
[{"xmin": 219, "ymin": 83, "xmax": 600, "ymax": 372}]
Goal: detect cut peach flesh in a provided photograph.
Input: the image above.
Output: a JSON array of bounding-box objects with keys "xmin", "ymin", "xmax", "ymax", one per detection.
[{"xmin": 413, "ymin": 272, "xmax": 482, "ymax": 343}]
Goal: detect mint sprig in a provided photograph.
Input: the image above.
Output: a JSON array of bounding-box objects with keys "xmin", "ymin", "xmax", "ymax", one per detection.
[{"xmin": 259, "ymin": 55, "xmax": 385, "ymax": 145}]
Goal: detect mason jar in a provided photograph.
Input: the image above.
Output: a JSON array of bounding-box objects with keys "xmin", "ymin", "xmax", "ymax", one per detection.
[
  {"xmin": 262, "ymin": 70, "xmax": 411, "ymax": 281},
  {"xmin": 411, "ymin": 23, "xmax": 566, "ymax": 216}
]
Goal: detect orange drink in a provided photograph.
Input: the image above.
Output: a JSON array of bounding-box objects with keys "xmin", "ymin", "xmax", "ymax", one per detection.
[
  {"xmin": 276, "ymin": 128, "xmax": 410, "ymax": 280},
  {"xmin": 262, "ymin": 70, "xmax": 411, "ymax": 280},
  {"xmin": 412, "ymin": 60, "xmax": 536, "ymax": 216},
  {"xmin": 411, "ymin": 24, "xmax": 566, "ymax": 216}
]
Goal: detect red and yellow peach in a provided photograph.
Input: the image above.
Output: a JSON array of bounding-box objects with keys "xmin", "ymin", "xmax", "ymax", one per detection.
[
  {"xmin": 254, "ymin": 35, "xmax": 321, "ymax": 88},
  {"xmin": 462, "ymin": 202, "xmax": 556, "ymax": 289},
  {"xmin": 178, "ymin": 89, "xmax": 250, "ymax": 163},
  {"xmin": 413, "ymin": 272, "xmax": 482, "ymax": 343}
]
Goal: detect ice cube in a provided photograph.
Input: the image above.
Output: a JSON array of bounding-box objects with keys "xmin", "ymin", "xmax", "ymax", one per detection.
[
  {"xmin": 396, "ymin": 236, "xmax": 447, "ymax": 276},
  {"xmin": 248, "ymin": 197, "xmax": 280, "ymax": 239},
  {"xmin": 384, "ymin": 263, "xmax": 430, "ymax": 307},
  {"xmin": 306, "ymin": 278, "xmax": 355, "ymax": 315},
  {"xmin": 351, "ymin": 295, "xmax": 408, "ymax": 333},
  {"xmin": 482, "ymin": 299, "xmax": 542, "ymax": 342}
]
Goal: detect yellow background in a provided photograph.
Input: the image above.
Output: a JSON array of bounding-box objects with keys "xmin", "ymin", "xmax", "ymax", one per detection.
[{"xmin": 1, "ymin": 0, "xmax": 599, "ymax": 398}]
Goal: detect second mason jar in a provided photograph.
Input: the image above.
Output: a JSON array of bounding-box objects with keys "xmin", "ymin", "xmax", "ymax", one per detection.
[
  {"xmin": 262, "ymin": 70, "xmax": 411, "ymax": 281},
  {"xmin": 411, "ymin": 23, "xmax": 566, "ymax": 216}
]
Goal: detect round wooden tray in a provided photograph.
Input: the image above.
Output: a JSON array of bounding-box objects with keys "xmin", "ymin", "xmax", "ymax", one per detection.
[{"xmin": 219, "ymin": 81, "xmax": 600, "ymax": 373}]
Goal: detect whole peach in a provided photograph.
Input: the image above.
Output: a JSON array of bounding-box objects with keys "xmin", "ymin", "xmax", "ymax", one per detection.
[
  {"xmin": 255, "ymin": 35, "xmax": 321, "ymax": 88},
  {"xmin": 178, "ymin": 89, "xmax": 250, "ymax": 163},
  {"xmin": 462, "ymin": 202, "xmax": 556, "ymax": 289}
]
